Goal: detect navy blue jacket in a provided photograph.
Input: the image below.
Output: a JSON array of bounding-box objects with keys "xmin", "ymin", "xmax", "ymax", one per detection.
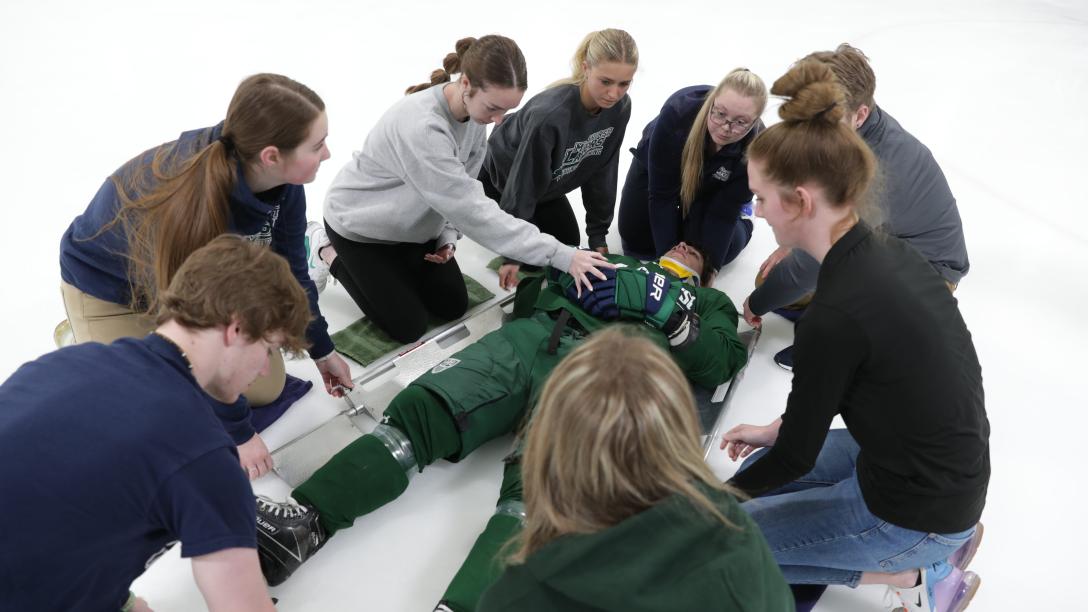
[
  {"xmin": 619, "ymin": 85, "xmax": 763, "ymax": 268},
  {"xmin": 59, "ymin": 123, "xmax": 334, "ymax": 358}
]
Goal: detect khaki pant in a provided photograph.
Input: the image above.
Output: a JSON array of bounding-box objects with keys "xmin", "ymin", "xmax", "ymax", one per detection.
[{"xmin": 60, "ymin": 281, "xmax": 285, "ymax": 406}]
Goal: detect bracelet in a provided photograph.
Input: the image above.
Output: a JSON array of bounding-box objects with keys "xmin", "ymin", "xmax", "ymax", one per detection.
[{"xmin": 121, "ymin": 591, "xmax": 136, "ymax": 612}]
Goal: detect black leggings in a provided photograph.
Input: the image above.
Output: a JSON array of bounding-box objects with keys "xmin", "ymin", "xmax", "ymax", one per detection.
[
  {"xmin": 479, "ymin": 168, "xmax": 580, "ymax": 264},
  {"xmin": 325, "ymin": 222, "xmax": 468, "ymax": 344}
]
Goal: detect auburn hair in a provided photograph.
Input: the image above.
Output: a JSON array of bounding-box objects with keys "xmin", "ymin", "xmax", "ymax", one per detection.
[{"xmin": 107, "ymin": 73, "xmax": 324, "ymax": 312}]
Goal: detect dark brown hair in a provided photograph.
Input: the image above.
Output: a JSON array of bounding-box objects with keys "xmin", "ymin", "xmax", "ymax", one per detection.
[
  {"xmin": 801, "ymin": 43, "xmax": 876, "ymax": 112},
  {"xmin": 747, "ymin": 60, "xmax": 877, "ymax": 215},
  {"xmin": 405, "ymin": 35, "xmax": 527, "ymax": 95},
  {"xmin": 155, "ymin": 234, "xmax": 311, "ymax": 355},
  {"xmin": 109, "ymin": 73, "xmax": 324, "ymax": 312}
]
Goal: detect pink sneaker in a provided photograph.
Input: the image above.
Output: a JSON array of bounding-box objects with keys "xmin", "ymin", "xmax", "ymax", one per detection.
[{"xmin": 949, "ymin": 523, "xmax": 983, "ymax": 570}]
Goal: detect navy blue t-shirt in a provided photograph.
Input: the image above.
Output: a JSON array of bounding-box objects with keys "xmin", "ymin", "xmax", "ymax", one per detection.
[{"xmin": 0, "ymin": 335, "xmax": 256, "ymax": 611}]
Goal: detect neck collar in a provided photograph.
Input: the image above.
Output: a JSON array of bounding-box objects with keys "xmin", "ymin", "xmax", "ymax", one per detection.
[{"xmin": 658, "ymin": 256, "xmax": 701, "ymax": 287}]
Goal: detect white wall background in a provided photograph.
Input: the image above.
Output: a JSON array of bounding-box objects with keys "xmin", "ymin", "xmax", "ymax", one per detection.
[{"xmin": 2, "ymin": 0, "xmax": 1085, "ymax": 609}]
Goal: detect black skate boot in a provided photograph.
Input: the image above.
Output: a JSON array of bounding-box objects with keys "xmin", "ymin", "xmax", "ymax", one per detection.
[{"xmin": 255, "ymin": 495, "xmax": 327, "ymax": 586}]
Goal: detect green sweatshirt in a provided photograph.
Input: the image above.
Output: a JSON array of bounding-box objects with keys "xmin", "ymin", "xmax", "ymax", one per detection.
[{"xmin": 477, "ymin": 489, "xmax": 793, "ymax": 612}]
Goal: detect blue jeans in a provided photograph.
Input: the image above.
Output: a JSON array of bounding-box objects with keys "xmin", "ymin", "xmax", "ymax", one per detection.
[{"xmin": 739, "ymin": 430, "xmax": 975, "ymax": 587}]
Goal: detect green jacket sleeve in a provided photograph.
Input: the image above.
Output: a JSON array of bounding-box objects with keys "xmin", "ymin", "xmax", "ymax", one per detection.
[{"xmin": 670, "ymin": 287, "xmax": 747, "ymax": 388}]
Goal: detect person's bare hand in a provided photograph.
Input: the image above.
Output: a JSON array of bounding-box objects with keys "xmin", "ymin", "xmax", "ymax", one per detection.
[
  {"xmin": 238, "ymin": 433, "xmax": 273, "ymax": 480},
  {"xmin": 498, "ymin": 263, "xmax": 521, "ymax": 291},
  {"xmin": 316, "ymin": 353, "xmax": 353, "ymax": 397},
  {"xmin": 567, "ymin": 250, "xmax": 615, "ymax": 298},
  {"xmin": 742, "ymin": 297, "xmax": 762, "ymax": 328},
  {"xmin": 424, "ymin": 243, "xmax": 456, "ymax": 264},
  {"xmin": 720, "ymin": 419, "xmax": 781, "ymax": 461}
]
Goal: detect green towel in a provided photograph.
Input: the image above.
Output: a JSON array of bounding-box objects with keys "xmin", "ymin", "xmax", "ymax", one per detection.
[{"xmin": 331, "ymin": 275, "xmax": 495, "ymax": 367}]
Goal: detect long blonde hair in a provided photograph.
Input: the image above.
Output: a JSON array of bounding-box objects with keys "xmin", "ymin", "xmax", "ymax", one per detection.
[
  {"xmin": 549, "ymin": 28, "xmax": 638, "ymax": 88},
  {"xmin": 510, "ymin": 327, "xmax": 742, "ymax": 562},
  {"xmin": 679, "ymin": 68, "xmax": 768, "ymax": 214}
]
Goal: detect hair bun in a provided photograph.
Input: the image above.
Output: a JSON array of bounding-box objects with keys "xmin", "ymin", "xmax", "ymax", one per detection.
[
  {"xmin": 445, "ymin": 38, "xmax": 478, "ymax": 75},
  {"xmin": 772, "ymin": 59, "xmax": 846, "ymax": 125},
  {"xmin": 454, "ymin": 37, "xmax": 477, "ymax": 57},
  {"xmin": 429, "ymin": 68, "xmax": 450, "ymax": 85},
  {"xmin": 441, "ymin": 52, "xmax": 460, "ymax": 75}
]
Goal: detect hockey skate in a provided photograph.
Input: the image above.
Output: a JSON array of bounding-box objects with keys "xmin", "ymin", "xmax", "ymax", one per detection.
[{"xmin": 255, "ymin": 495, "xmax": 327, "ymax": 586}]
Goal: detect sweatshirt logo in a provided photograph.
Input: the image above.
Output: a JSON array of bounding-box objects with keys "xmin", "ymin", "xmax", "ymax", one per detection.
[
  {"xmin": 243, "ymin": 205, "xmax": 281, "ymax": 246},
  {"xmin": 712, "ymin": 166, "xmax": 732, "ymax": 182},
  {"xmin": 553, "ymin": 127, "xmax": 614, "ymax": 180}
]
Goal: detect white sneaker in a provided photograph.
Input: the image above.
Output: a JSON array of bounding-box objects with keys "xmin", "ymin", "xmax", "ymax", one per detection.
[{"xmin": 304, "ymin": 221, "xmax": 331, "ymax": 293}]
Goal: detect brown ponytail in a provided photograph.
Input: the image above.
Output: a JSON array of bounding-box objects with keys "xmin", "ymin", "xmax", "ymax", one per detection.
[
  {"xmin": 108, "ymin": 73, "xmax": 325, "ymax": 311},
  {"xmin": 405, "ymin": 35, "xmax": 527, "ymax": 95}
]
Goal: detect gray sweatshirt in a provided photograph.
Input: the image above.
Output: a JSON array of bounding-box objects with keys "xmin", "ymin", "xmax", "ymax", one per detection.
[
  {"xmin": 323, "ymin": 85, "xmax": 575, "ymax": 272},
  {"xmin": 482, "ymin": 84, "xmax": 631, "ymax": 249},
  {"xmin": 748, "ymin": 105, "xmax": 970, "ymax": 314}
]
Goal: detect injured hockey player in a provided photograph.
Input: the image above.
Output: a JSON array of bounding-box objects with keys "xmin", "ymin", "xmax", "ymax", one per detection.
[{"xmin": 254, "ymin": 242, "xmax": 749, "ymax": 611}]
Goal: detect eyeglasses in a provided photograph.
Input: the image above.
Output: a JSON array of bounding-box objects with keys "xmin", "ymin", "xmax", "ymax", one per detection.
[{"xmin": 708, "ymin": 107, "xmax": 754, "ymax": 132}]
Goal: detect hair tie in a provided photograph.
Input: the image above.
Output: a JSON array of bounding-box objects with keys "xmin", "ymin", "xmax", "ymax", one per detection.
[{"xmin": 217, "ymin": 134, "xmax": 234, "ymax": 150}]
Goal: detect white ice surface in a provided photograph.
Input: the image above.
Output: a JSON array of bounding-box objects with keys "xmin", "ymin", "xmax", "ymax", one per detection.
[{"xmin": 2, "ymin": 0, "xmax": 1086, "ymax": 609}]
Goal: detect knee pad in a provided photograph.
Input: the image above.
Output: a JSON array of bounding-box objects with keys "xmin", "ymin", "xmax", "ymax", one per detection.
[
  {"xmin": 494, "ymin": 499, "xmax": 526, "ymax": 524},
  {"xmin": 371, "ymin": 423, "xmax": 416, "ymax": 473}
]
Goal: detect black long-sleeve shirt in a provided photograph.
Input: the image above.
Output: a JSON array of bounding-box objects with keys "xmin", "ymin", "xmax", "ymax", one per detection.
[{"xmin": 730, "ymin": 223, "xmax": 989, "ymax": 534}]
